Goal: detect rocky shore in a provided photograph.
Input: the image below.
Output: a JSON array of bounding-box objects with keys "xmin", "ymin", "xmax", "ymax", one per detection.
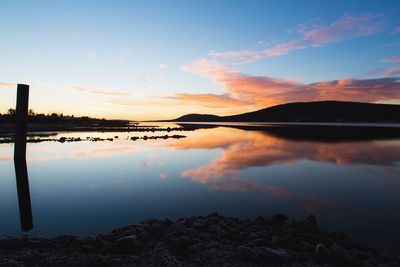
[{"xmin": 0, "ymin": 213, "xmax": 398, "ymax": 267}]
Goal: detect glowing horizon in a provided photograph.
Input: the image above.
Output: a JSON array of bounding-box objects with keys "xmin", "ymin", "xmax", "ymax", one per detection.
[{"xmin": 1, "ymin": 0, "xmax": 400, "ymax": 120}]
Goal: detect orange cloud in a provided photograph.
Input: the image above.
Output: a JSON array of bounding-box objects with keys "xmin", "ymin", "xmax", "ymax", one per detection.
[
  {"xmin": 0, "ymin": 82, "xmax": 16, "ymax": 87},
  {"xmin": 181, "ymin": 59, "xmax": 400, "ymax": 110}
]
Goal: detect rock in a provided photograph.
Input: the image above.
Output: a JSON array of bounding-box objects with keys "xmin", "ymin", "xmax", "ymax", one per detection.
[
  {"xmin": 270, "ymin": 214, "xmax": 288, "ymax": 224},
  {"xmin": 0, "ymin": 259, "xmax": 22, "ymax": 267},
  {"xmin": 271, "ymin": 235, "xmax": 281, "ymax": 245},
  {"xmin": 238, "ymin": 245, "xmax": 258, "ymax": 261},
  {"xmin": 301, "ymin": 241, "xmax": 313, "ymax": 251},
  {"xmin": 114, "ymin": 235, "xmax": 141, "ymax": 252},
  {"xmin": 192, "ymin": 219, "xmax": 207, "ymax": 229},
  {"xmin": 352, "ymin": 248, "xmax": 373, "ymax": 261},
  {"xmin": 258, "ymin": 247, "xmax": 289, "ymax": 262},
  {"xmin": 165, "ymin": 235, "xmax": 192, "ymax": 251},
  {"xmin": 330, "ymin": 243, "xmax": 352, "ymax": 265},
  {"xmin": 208, "ymin": 225, "xmax": 223, "ymax": 235},
  {"xmin": 0, "ymin": 213, "xmax": 397, "ymax": 266},
  {"xmin": 378, "ymin": 263, "xmax": 399, "ymax": 267},
  {"xmin": 315, "ymin": 244, "xmax": 331, "ymax": 261},
  {"xmin": 360, "ymin": 260, "xmax": 375, "ymax": 267},
  {"xmin": 378, "ymin": 251, "xmax": 393, "ymax": 262},
  {"xmin": 303, "ymin": 214, "xmax": 319, "ymax": 233}
]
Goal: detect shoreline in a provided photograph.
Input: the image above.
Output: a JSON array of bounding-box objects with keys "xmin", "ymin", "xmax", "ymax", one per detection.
[{"xmin": 0, "ymin": 213, "xmax": 398, "ymax": 266}]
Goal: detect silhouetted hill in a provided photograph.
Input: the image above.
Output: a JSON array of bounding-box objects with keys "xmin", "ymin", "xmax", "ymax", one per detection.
[
  {"xmin": 173, "ymin": 114, "xmax": 222, "ymax": 122},
  {"xmin": 173, "ymin": 101, "xmax": 400, "ymax": 123}
]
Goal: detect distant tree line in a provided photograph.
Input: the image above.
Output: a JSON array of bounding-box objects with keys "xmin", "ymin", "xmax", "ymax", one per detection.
[{"xmin": 0, "ymin": 108, "xmax": 109, "ymax": 124}]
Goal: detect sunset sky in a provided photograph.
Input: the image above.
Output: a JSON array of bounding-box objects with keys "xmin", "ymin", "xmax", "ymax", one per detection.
[{"xmin": 1, "ymin": 0, "xmax": 400, "ymax": 120}]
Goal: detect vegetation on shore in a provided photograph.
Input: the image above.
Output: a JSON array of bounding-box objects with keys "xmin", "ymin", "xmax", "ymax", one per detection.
[{"xmin": 0, "ymin": 108, "xmax": 128, "ymax": 125}]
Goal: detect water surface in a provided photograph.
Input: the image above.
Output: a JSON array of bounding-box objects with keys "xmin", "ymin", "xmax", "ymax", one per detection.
[{"xmin": 1, "ymin": 123, "xmax": 399, "ymax": 253}]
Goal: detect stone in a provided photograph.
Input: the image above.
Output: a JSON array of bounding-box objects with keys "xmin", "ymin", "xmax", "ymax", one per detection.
[
  {"xmin": 301, "ymin": 241, "xmax": 313, "ymax": 251},
  {"xmin": 361, "ymin": 260, "xmax": 375, "ymax": 267},
  {"xmin": 315, "ymin": 244, "xmax": 331, "ymax": 261},
  {"xmin": 238, "ymin": 245, "xmax": 258, "ymax": 260},
  {"xmin": 330, "ymin": 243, "xmax": 352, "ymax": 265},
  {"xmin": 258, "ymin": 247, "xmax": 289, "ymax": 262},
  {"xmin": 302, "ymin": 215, "xmax": 319, "ymax": 233},
  {"xmin": 192, "ymin": 219, "xmax": 207, "ymax": 229},
  {"xmin": 114, "ymin": 235, "xmax": 141, "ymax": 252},
  {"xmin": 270, "ymin": 213, "xmax": 288, "ymax": 224}
]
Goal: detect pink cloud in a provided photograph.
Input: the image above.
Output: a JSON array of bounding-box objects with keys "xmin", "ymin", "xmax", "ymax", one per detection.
[
  {"xmin": 382, "ymin": 56, "xmax": 400, "ymax": 63},
  {"xmin": 159, "ymin": 173, "xmax": 169, "ymax": 179},
  {"xmin": 180, "ymin": 59, "xmax": 400, "ymax": 109},
  {"xmin": 208, "ymin": 13, "xmax": 385, "ymax": 64},
  {"xmin": 385, "ymin": 65, "xmax": 400, "ymax": 76},
  {"xmin": 394, "ymin": 25, "xmax": 400, "ymax": 34},
  {"xmin": 303, "ymin": 13, "xmax": 384, "ymax": 43}
]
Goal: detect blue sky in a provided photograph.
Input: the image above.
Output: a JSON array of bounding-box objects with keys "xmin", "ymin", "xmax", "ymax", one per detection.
[{"xmin": 1, "ymin": 0, "xmax": 400, "ymax": 119}]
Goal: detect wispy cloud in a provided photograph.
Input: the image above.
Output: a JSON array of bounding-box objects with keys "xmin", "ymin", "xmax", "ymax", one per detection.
[
  {"xmin": 71, "ymin": 146, "xmax": 137, "ymax": 158},
  {"xmin": 159, "ymin": 173, "xmax": 169, "ymax": 179},
  {"xmin": 385, "ymin": 65, "xmax": 400, "ymax": 76},
  {"xmin": 158, "ymin": 63, "xmax": 168, "ymax": 69},
  {"xmin": 0, "ymin": 82, "xmax": 16, "ymax": 87},
  {"xmin": 169, "ymin": 93, "xmax": 249, "ymax": 107},
  {"xmin": 181, "ymin": 59, "xmax": 400, "ymax": 109},
  {"xmin": 73, "ymin": 86, "xmax": 134, "ymax": 96},
  {"xmin": 0, "ymin": 156, "xmax": 12, "ymax": 161},
  {"xmin": 87, "ymin": 52, "xmax": 98, "ymax": 60},
  {"xmin": 209, "ymin": 13, "xmax": 385, "ymax": 64},
  {"xmin": 382, "ymin": 56, "xmax": 400, "ymax": 63}
]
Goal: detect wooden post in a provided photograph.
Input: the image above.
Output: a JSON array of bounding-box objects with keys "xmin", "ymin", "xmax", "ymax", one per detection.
[
  {"xmin": 14, "ymin": 84, "xmax": 29, "ymax": 159},
  {"xmin": 13, "ymin": 84, "xmax": 33, "ymax": 231}
]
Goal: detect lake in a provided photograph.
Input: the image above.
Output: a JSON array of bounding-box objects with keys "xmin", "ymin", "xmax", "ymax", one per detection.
[{"xmin": 1, "ymin": 123, "xmax": 400, "ymax": 253}]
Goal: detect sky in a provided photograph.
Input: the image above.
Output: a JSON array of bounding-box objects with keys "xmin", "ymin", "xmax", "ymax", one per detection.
[{"xmin": 1, "ymin": 0, "xmax": 400, "ymax": 120}]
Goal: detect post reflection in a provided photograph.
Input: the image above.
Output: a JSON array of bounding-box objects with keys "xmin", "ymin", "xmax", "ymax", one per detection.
[{"xmin": 14, "ymin": 156, "xmax": 33, "ymax": 231}]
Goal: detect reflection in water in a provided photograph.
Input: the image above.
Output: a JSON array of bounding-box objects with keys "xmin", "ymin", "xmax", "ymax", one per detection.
[
  {"xmin": 13, "ymin": 132, "xmax": 33, "ymax": 231},
  {"xmin": 171, "ymin": 127, "xmax": 400, "ymax": 183},
  {"xmin": 1, "ymin": 124, "xmax": 399, "ymax": 252},
  {"xmin": 14, "ymin": 157, "xmax": 33, "ymax": 231}
]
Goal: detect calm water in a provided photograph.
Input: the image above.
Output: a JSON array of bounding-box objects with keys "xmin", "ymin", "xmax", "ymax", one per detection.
[{"xmin": 1, "ymin": 123, "xmax": 400, "ymax": 253}]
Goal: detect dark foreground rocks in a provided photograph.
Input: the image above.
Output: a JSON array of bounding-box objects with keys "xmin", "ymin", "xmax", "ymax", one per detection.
[{"xmin": 0, "ymin": 213, "xmax": 398, "ymax": 267}]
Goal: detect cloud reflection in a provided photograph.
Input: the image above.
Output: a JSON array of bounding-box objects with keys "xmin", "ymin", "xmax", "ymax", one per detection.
[{"xmin": 170, "ymin": 128, "xmax": 400, "ymax": 184}]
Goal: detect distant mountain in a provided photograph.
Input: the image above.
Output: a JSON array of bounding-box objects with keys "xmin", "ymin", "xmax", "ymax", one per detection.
[
  {"xmin": 173, "ymin": 114, "xmax": 222, "ymax": 122},
  {"xmin": 172, "ymin": 101, "xmax": 400, "ymax": 123}
]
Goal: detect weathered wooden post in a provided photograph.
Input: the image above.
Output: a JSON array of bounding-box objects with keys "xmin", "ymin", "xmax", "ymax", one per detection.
[
  {"xmin": 13, "ymin": 84, "xmax": 33, "ymax": 231},
  {"xmin": 14, "ymin": 84, "xmax": 29, "ymax": 159}
]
